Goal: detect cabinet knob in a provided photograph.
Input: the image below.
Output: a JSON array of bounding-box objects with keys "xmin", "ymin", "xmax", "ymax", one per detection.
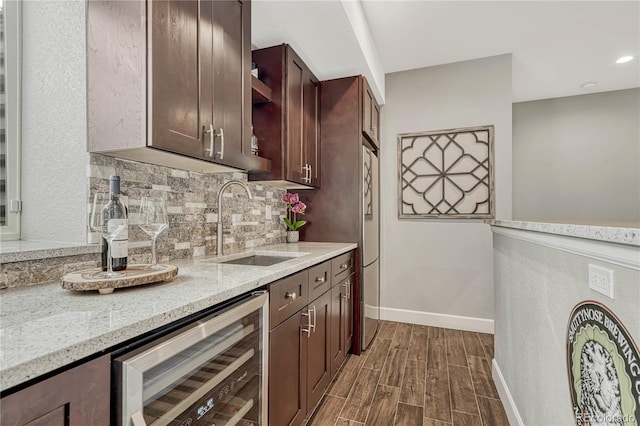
[
  {"xmin": 315, "ymin": 276, "xmax": 325, "ymax": 284},
  {"xmin": 340, "ymin": 263, "xmax": 348, "ymax": 270},
  {"xmin": 285, "ymin": 291, "xmax": 297, "ymax": 301}
]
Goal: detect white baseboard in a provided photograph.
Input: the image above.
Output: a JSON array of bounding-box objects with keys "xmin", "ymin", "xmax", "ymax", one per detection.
[
  {"xmin": 492, "ymin": 359, "xmax": 524, "ymax": 426},
  {"xmin": 379, "ymin": 307, "xmax": 494, "ymax": 334}
]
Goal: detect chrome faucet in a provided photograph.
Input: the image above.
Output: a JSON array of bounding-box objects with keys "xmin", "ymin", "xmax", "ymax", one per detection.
[{"xmin": 216, "ymin": 180, "xmax": 253, "ymax": 256}]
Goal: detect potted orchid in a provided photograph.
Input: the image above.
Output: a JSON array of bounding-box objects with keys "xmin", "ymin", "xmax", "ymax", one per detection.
[{"xmin": 282, "ymin": 193, "xmax": 307, "ymax": 243}]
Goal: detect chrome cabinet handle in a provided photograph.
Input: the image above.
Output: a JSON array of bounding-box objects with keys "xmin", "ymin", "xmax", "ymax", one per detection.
[
  {"xmin": 301, "ymin": 310, "xmax": 311, "ymax": 337},
  {"xmin": 340, "ymin": 263, "xmax": 348, "ymax": 270},
  {"xmin": 315, "ymin": 276, "xmax": 325, "ymax": 284},
  {"xmin": 216, "ymin": 127, "xmax": 225, "ymax": 160},
  {"xmin": 310, "ymin": 305, "xmax": 317, "ymax": 332},
  {"xmin": 302, "ymin": 164, "xmax": 311, "ymax": 183},
  {"xmin": 285, "ymin": 291, "xmax": 297, "ymax": 301},
  {"xmin": 204, "ymin": 124, "xmax": 215, "ymax": 157},
  {"xmin": 342, "ymin": 279, "xmax": 351, "ymax": 299}
]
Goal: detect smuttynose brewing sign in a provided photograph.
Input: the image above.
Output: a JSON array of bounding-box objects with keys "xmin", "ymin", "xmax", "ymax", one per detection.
[{"xmin": 567, "ymin": 301, "xmax": 640, "ymax": 425}]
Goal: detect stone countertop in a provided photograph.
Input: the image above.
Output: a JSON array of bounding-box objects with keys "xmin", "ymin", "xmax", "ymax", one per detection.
[
  {"xmin": 487, "ymin": 220, "xmax": 640, "ymax": 246},
  {"xmin": 0, "ymin": 240, "xmax": 100, "ymax": 263},
  {"xmin": 0, "ymin": 242, "xmax": 357, "ymax": 392}
]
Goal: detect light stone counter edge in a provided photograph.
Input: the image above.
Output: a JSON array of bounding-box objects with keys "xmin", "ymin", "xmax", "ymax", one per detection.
[
  {"xmin": 0, "ymin": 242, "xmax": 357, "ymax": 392},
  {"xmin": 487, "ymin": 220, "xmax": 640, "ymax": 246}
]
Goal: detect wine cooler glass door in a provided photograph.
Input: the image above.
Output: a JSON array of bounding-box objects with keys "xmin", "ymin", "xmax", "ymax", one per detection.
[{"xmin": 115, "ymin": 293, "xmax": 268, "ymax": 426}]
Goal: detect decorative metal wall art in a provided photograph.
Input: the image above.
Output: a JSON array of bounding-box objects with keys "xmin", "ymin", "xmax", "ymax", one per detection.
[{"xmin": 398, "ymin": 125, "xmax": 494, "ymax": 219}]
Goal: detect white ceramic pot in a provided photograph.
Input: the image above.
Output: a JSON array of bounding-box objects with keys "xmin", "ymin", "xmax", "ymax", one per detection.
[{"xmin": 286, "ymin": 231, "xmax": 299, "ymax": 243}]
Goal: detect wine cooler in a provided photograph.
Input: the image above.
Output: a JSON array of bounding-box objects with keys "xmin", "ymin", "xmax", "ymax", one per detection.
[{"xmin": 114, "ymin": 292, "xmax": 268, "ymax": 426}]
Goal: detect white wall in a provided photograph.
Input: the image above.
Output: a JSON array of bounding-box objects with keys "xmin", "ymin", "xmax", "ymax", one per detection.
[
  {"xmin": 21, "ymin": 1, "xmax": 88, "ymax": 243},
  {"xmin": 380, "ymin": 55, "xmax": 512, "ymax": 331},
  {"xmin": 492, "ymin": 230, "xmax": 640, "ymax": 425},
  {"xmin": 513, "ymin": 88, "xmax": 640, "ymax": 227}
]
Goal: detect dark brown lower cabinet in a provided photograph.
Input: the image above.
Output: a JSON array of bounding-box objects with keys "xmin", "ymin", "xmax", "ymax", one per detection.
[
  {"xmin": 268, "ymin": 253, "xmax": 355, "ymax": 425},
  {"xmin": 0, "ymin": 354, "xmax": 110, "ymax": 426},
  {"xmin": 306, "ymin": 290, "xmax": 332, "ymax": 411},
  {"xmin": 330, "ymin": 274, "xmax": 354, "ymax": 376},
  {"xmin": 269, "ymin": 311, "xmax": 308, "ymax": 426}
]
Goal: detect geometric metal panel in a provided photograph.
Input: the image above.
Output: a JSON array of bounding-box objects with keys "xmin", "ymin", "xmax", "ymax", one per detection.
[{"xmin": 398, "ymin": 125, "xmax": 494, "ymax": 219}]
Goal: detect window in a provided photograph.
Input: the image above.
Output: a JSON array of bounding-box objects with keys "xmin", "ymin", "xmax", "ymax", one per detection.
[{"xmin": 0, "ymin": 0, "xmax": 21, "ymax": 241}]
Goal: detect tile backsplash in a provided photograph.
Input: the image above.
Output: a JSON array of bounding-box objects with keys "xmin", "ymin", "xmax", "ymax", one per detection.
[{"xmin": 1, "ymin": 154, "xmax": 288, "ymax": 288}]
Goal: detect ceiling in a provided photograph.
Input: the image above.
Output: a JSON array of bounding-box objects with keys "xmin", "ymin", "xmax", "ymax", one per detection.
[{"xmin": 253, "ymin": 1, "xmax": 640, "ymax": 103}]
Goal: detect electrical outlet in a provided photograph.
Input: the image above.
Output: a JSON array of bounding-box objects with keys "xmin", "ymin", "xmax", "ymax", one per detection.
[{"xmin": 588, "ymin": 264, "xmax": 615, "ymax": 299}]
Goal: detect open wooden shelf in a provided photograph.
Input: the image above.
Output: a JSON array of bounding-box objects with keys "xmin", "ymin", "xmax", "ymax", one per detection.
[{"xmin": 251, "ymin": 75, "xmax": 272, "ymax": 104}]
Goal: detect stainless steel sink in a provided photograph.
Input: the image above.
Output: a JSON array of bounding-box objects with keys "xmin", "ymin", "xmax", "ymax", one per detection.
[{"xmin": 219, "ymin": 255, "xmax": 294, "ymax": 266}]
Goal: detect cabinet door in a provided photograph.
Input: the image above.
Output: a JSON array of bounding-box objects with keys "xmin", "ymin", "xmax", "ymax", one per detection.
[
  {"xmin": 0, "ymin": 355, "xmax": 110, "ymax": 426},
  {"xmin": 269, "ymin": 311, "xmax": 307, "ymax": 426},
  {"xmin": 304, "ymin": 70, "xmax": 320, "ymax": 187},
  {"xmin": 330, "ymin": 284, "xmax": 346, "ymax": 376},
  {"xmin": 362, "ymin": 80, "xmax": 379, "ymax": 149},
  {"xmin": 306, "ymin": 291, "xmax": 332, "ymax": 412},
  {"xmin": 211, "ymin": 0, "xmax": 250, "ymax": 162},
  {"xmin": 150, "ymin": 0, "xmax": 211, "ymax": 159},
  {"xmin": 372, "ymin": 102, "xmax": 380, "ymax": 145},
  {"xmin": 343, "ymin": 275, "xmax": 354, "ymax": 354},
  {"xmin": 362, "ymin": 82, "xmax": 373, "ymax": 140},
  {"xmin": 285, "ymin": 52, "xmax": 306, "ymax": 185}
]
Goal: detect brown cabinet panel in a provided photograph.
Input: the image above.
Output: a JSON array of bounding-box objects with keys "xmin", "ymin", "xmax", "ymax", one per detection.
[
  {"xmin": 251, "ymin": 44, "xmax": 320, "ymax": 187},
  {"xmin": 286, "ymin": 55, "xmax": 305, "ymax": 184},
  {"xmin": 330, "ymin": 283, "xmax": 346, "ymax": 376},
  {"xmin": 373, "ymin": 103, "xmax": 381, "ymax": 143},
  {"xmin": 332, "ymin": 251, "xmax": 354, "ymax": 284},
  {"xmin": 304, "ymin": 71, "xmax": 321, "ymax": 187},
  {"xmin": 361, "ymin": 78, "xmax": 380, "ymax": 150},
  {"xmin": 306, "ymin": 290, "xmax": 332, "ymax": 412},
  {"xmin": 87, "ymin": 0, "xmax": 269, "ymax": 173},
  {"xmin": 269, "ymin": 312, "xmax": 307, "ymax": 426},
  {"xmin": 24, "ymin": 406, "xmax": 66, "ymax": 426},
  {"xmin": 330, "ymin": 273, "xmax": 354, "ymax": 376},
  {"xmin": 343, "ymin": 274, "xmax": 355, "ymax": 354},
  {"xmin": 268, "ymin": 254, "xmax": 355, "ymax": 424},
  {"xmin": 308, "ymin": 261, "xmax": 331, "ymax": 301},
  {"xmin": 150, "ymin": 0, "xmax": 207, "ymax": 158},
  {"xmin": 212, "ymin": 0, "xmax": 247, "ymax": 158},
  {"xmin": 1, "ymin": 355, "xmax": 110, "ymax": 426},
  {"xmin": 269, "ymin": 270, "xmax": 309, "ymax": 328}
]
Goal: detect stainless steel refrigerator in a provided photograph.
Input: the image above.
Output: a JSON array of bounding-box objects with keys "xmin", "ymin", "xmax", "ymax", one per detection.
[{"xmin": 361, "ymin": 143, "xmax": 380, "ymax": 350}]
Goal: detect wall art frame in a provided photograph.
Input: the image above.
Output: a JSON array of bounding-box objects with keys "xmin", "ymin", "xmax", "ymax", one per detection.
[{"xmin": 397, "ymin": 125, "xmax": 495, "ymax": 219}]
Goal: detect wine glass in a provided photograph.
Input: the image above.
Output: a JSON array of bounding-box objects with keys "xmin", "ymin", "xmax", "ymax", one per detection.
[
  {"xmin": 138, "ymin": 196, "xmax": 169, "ymax": 270},
  {"xmin": 90, "ymin": 193, "xmax": 128, "ymax": 278}
]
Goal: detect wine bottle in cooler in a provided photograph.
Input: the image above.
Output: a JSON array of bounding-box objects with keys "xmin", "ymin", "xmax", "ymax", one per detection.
[{"xmin": 101, "ymin": 175, "xmax": 128, "ymax": 271}]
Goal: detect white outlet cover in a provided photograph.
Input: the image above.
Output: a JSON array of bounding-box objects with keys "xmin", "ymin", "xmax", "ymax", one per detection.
[{"xmin": 588, "ymin": 264, "xmax": 615, "ymax": 299}]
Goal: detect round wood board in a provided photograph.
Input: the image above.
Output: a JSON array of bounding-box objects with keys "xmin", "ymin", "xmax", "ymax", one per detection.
[{"xmin": 61, "ymin": 264, "xmax": 178, "ymax": 294}]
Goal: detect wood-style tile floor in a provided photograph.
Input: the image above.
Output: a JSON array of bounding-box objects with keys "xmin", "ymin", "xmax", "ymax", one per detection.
[{"xmin": 307, "ymin": 321, "xmax": 510, "ymax": 426}]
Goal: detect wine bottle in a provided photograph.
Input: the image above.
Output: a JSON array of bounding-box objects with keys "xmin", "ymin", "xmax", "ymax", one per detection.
[{"xmin": 101, "ymin": 175, "xmax": 128, "ymax": 271}]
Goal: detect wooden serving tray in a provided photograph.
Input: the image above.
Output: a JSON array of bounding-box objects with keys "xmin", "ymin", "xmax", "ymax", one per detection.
[{"xmin": 61, "ymin": 264, "xmax": 178, "ymax": 295}]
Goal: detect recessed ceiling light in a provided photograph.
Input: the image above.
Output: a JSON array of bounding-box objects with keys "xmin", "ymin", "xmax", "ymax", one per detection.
[
  {"xmin": 581, "ymin": 82, "xmax": 598, "ymax": 90},
  {"xmin": 616, "ymin": 56, "xmax": 634, "ymax": 64}
]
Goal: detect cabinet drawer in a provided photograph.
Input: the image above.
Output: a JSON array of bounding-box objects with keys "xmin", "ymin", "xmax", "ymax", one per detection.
[
  {"xmin": 332, "ymin": 251, "xmax": 354, "ymax": 284},
  {"xmin": 308, "ymin": 261, "xmax": 331, "ymax": 302},
  {"xmin": 269, "ymin": 271, "xmax": 309, "ymax": 328}
]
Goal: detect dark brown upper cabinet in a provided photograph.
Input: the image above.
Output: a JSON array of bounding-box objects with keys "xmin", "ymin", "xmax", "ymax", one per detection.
[
  {"xmin": 87, "ymin": 0, "xmax": 270, "ymax": 174},
  {"xmin": 362, "ymin": 78, "xmax": 381, "ymax": 149},
  {"xmin": 250, "ymin": 44, "xmax": 320, "ymax": 188}
]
